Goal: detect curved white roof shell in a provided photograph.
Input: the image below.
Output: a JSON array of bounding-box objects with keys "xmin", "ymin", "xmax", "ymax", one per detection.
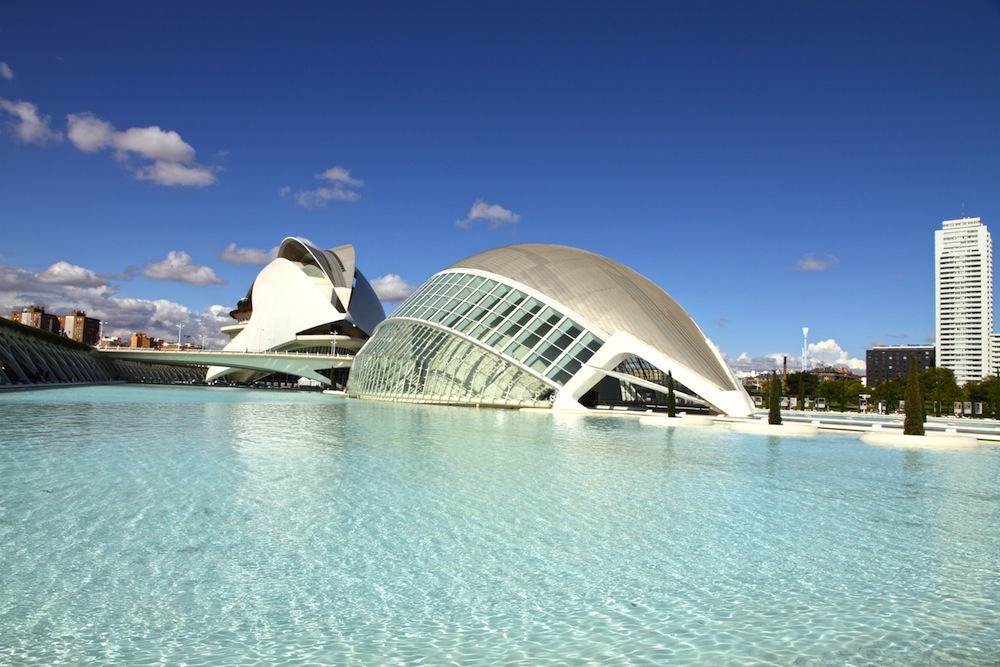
[
  {"xmin": 349, "ymin": 243, "xmax": 753, "ymax": 416},
  {"xmin": 450, "ymin": 244, "xmax": 737, "ymax": 392},
  {"xmin": 208, "ymin": 237, "xmax": 384, "ymax": 384}
]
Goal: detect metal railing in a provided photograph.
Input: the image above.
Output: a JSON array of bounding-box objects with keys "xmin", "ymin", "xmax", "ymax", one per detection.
[{"xmin": 99, "ymin": 348, "xmax": 355, "ymax": 357}]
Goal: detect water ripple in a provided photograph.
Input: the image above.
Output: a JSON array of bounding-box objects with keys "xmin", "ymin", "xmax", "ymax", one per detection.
[{"xmin": 1, "ymin": 386, "xmax": 999, "ymax": 665}]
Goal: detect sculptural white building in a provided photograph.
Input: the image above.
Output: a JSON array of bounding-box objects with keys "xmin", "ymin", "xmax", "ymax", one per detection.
[
  {"xmin": 347, "ymin": 244, "xmax": 753, "ymax": 416},
  {"xmin": 207, "ymin": 237, "xmax": 385, "ymax": 385}
]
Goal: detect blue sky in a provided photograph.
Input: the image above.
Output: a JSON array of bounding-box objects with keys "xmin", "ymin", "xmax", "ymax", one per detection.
[{"xmin": 2, "ymin": 1, "xmax": 999, "ymax": 373}]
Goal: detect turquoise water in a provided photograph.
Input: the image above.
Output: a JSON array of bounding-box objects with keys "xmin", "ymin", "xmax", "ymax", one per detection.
[{"xmin": 1, "ymin": 386, "xmax": 998, "ymax": 665}]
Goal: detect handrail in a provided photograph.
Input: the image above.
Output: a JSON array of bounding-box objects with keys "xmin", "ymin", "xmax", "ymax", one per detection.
[{"xmin": 98, "ymin": 348, "xmax": 355, "ymax": 357}]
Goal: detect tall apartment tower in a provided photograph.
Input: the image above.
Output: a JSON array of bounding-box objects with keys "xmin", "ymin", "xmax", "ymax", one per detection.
[{"xmin": 935, "ymin": 217, "xmax": 993, "ymax": 384}]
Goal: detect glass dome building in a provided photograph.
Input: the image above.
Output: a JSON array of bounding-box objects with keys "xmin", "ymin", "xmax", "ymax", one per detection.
[{"xmin": 347, "ymin": 244, "xmax": 753, "ymax": 416}]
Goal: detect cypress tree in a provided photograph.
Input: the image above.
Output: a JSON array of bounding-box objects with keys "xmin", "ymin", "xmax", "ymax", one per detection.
[
  {"xmin": 903, "ymin": 354, "xmax": 925, "ymax": 436},
  {"xmin": 666, "ymin": 370, "xmax": 676, "ymax": 417},
  {"xmin": 768, "ymin": 371, "xmax": 782, "ymax": 425},
  {"xmin": 934, "ymin": 368, "xmax": 942, "ymax": 417}
]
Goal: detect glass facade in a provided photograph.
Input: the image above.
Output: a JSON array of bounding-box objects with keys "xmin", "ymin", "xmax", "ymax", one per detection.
[
  {"xmin": 608, "ymin": 357, "xmax": 701, "ymax": 406},
  {"xmin": 347, "ymin": 271, "xmax": 605, "ymax": 407}
]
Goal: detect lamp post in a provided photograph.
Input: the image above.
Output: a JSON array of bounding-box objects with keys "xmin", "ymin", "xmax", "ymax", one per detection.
[{"xmin": 802, "ymin": 327, "xmax": 809, "ymax": 372}]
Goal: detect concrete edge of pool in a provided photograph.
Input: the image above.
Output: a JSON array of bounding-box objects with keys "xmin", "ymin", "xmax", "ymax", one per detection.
[{"xmin": 539, "ymin": 406, "xmax": 999, "ymax": 448}]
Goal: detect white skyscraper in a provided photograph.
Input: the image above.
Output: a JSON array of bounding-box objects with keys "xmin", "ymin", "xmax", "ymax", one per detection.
[{"xmin": 935, "ymin": 217, "xmax": 993, "ymax": 384}]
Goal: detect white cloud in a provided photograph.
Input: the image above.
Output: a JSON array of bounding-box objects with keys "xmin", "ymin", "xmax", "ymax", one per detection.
[
  {"xmin": 726, "ymin": 352, "xmax": 787, "ymax": 374},
  {"xmin": 807, "ymin": 338, "xmax": 865, "ymax": 371},
  {"xmin": 456, "ymin": 199, "xmax": 520, "ymax": 229},
  {"xmin": 283, "ymin": 165, "xmax": 364, "ymax": 208},
  {"xmin": 318, "ymin": 166, "xmax": 363, "ymax": 188},
  {"xmin": 66, "ymin": 112, "xmax": 115, "ymax": 151},
  {"xmin": 37, "ymin": 261, "xmax": 109, "ymax": 288},
  {"xmin": 0, "ymin": 262, "xmax": 233, "ymax": 346},
  {"xmin": 220, "ymin": 243, "xmax": 278, "ymax": 265},
  {"xmin": 114, "ymin": 125, "xmax": 197, "ymax": 163},
  {"xmin": 0, "ymin": 62, "xmax": 13, "ymax": 80},
  {"xmin": 142, "ymin": 251, "xmax": 226, "ymax": 286},
  {"xmin": 99, "ymin": 298, "xmax": 231, "ymax": 347},
  {"xmin": 370, "ymin": 273, "xmax": 417, "ymax": 302},
  {"xmin": 0, "ymin": 98, "xmax": 62, "ymax": 144},
  {"xmin": 134, "ymin": 160, "xmax": 217, "ymax": 187},
  {"xmin": 796, "ymin": 254, "xmax": 838, "ymax": 272},
  {"xmin": 724, "ymin": 341, "xmax": 865, "ymax": 375},
  {"xmin": 0, "ymin": 264, "xmax": 45, "ymax": 293},
  {"xmin": 65, "ymin": 111, "xmax": 218, "ymax": 187}
]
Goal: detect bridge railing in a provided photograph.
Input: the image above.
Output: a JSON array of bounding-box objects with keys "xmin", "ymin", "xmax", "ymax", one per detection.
[{"xmin": 99, "ymin": 348, "xmax": 356, "ymax": 357}]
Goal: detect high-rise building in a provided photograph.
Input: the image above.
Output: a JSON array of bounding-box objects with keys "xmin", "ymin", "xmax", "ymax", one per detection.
[
  {"xmin": 866, "ymin": 345, "xmax": 935, "ymax": 387},
  {"xmin": 57, "ymin": 310, "xmax": 101, "ymax": 346},
  {"xmin": 935, "ymin": 217, "xmax": 993, "ymax": 384},
  {"xmin": 9, "ymin": 306, "xmax": 60, "ymax": 334}
]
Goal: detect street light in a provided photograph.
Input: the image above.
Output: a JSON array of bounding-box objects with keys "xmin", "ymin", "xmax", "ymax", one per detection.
[{"xmin": 802, "ymin": 327, "xmax": 809, "ymax": 372}]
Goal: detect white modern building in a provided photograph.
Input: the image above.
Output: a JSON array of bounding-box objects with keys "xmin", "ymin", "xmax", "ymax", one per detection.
[
  {"xmin": 935, "ymin": 217, "xmax": 993, "ymax": 384},
  {"xmin": 207, "ymin": 237, "xmax": 385, "ymax": 386},
  {"xmin": 347, "ymin": 244, "xmax": 755, "ymax": 416}
]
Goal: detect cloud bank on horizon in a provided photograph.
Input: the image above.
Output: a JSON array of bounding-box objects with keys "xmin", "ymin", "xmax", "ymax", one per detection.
[
  {"xmin": 0, "ymin": 250, "xmax": 422, "ymax": 347},
  {"xmin": 728, "ymin": 338, "xmax": 866, "ymax": 375},
  {"xmin": 0, "ymin": 261, "xmax": 231, "ymax": 345}
]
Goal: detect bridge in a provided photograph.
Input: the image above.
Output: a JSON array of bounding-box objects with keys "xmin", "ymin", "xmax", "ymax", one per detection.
[{"xmin": 98, "ymin": 348, "xmax": 355, "ymax": 385}]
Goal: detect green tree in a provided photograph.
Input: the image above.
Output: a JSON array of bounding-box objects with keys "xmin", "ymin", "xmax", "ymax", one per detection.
[
  {"xmin": 768, "ymin": 371, "xmax": 782, "ymax": 425},
  {"xmin": 994, "ymin": 372, "xmax": 1000, "ymax": 419},
  {"xmin": 871, "ymin": 376, "xmax": 907, "ymax": 413},
  {"xmin": 920, "ymin": 367, "xmax": 963, "ymax": 416},
  {"xmin": 816, "ymin": 377, "xmax": 865, "ymax": 412},
  {"xmin": 785, "ymin": 371, "xmax": 819, "ymax": 408},
  {"xmin": 666, "ymin": 370, "xmax": 676, "ymax": 417},
  {"xmin": 965, "ymin": 375, "xmax": 1000, "ymax": 418},
  {"xmin": 903, "ymin": 355, "xmax": 925, "ymax": 435}
]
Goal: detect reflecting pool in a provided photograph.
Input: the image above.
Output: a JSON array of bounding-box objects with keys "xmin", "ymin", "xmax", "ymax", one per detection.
[{"xmin": 1, "ymin": 385, "xmax": 998, "ymax": 665}]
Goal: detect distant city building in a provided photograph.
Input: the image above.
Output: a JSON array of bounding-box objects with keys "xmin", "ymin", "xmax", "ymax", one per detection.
[
  {"xmin": 935, "ymin": 217, "xmax": 993, "ymax": 384},
  {"xmin": 131, "ymin": 332, "xmax": 156, "ymax": 348},
  {"xmin": 57, "ymin": 310, "xmax": 101, "ymax": 346},
  {"xmin": 97, "ymin": 337, "xmax": 128, "ymax": 349},
  {"xmin": 810, "ymin": 366, "xmax": 859, "ymax": 383},
  {"xmin": 865, "ymin": 345, "xmax": 935, "ymax": 386},
  {"xmin": 8, "ymin": 306, "xmax": 101, "ymax": 345},
  {"xmin": 9, "ymin": 306, "xmax": 60, "ymax": 334}
]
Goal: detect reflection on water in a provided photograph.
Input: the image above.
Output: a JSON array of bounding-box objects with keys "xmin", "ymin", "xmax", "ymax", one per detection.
[{"xmin": 1, "ymin": 385, "xmax": 999, "ymax": 665}]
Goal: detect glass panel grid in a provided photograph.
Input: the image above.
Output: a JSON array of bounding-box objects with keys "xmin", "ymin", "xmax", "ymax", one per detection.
[{"xmin": 379, "ymin": 270, "xmax": 605, "ymax": 388}]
